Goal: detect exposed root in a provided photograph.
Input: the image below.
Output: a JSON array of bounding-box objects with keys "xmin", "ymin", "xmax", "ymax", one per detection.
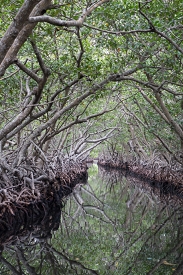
[
  {"xmin": 0, "ymin": 157, "xmax": 88, "ymax": 240},
  {"xmin": 98, "ymin": 155, "xmax": 183, "ymax": 202}
]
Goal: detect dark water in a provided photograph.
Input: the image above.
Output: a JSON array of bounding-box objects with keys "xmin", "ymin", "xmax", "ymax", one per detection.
[{"xmin": 0, "ymin": 164, "xmax": 183, "ymax": 275}]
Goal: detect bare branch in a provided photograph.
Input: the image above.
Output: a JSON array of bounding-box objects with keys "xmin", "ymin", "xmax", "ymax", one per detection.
[
  {"xmin": 30, "ymin": 39, "xmax": 50, "ymax": 75},
  {"xmin": 14, "ymin": 59, "xmax": 41, "ymax": 83},
  {"xmin": 29, "ymin": 0, "xmax": 110, "ymax": 27}
]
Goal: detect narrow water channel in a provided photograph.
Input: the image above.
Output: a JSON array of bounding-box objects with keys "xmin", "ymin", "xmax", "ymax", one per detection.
[{"xmin": 0, "ymin": 164, "xmax": 183, "ymax": 275}]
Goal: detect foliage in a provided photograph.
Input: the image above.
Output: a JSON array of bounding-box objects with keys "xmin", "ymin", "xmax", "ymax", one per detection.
[{"xmin": 0, "ymin": 0, "xmax": 183, "ymax": 175}]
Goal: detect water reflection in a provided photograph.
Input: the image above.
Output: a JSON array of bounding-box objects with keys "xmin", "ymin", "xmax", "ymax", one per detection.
[{"xmin": 0, "ymin": 164, "xmax": 183, "ymax": 274}]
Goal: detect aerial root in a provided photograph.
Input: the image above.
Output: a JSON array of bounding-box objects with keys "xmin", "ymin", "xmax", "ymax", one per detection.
[
  {"xmin": 98, "ymin": 157, "xmax": 183, "ymax": 201},
  {"xmin": 0, "ymin": 158, "xmax": 88, "ymax": 236}
]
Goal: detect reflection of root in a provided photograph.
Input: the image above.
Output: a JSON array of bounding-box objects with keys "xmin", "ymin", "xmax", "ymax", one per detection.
[
  {"xmin": 98, "ymin": 159, "xmax": 183, "ymax": 201},
  {"xmin": 0, "ymin": 218, "xmax": 10, "ymax": 231},
  {"xmin": 0, "ymin": 159, "xmax": 88, "ymax": 243}
]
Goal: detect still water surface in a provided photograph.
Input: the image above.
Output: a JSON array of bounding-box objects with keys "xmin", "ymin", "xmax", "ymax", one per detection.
[{"xmin": 0, "ymin": 164, "xmax": 183, "ymax": 275}]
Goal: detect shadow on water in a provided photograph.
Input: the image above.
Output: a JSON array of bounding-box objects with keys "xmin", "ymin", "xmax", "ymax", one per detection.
[{"xmin": 0, "ymin": 164, "xmax": 183, "ymax": 274}]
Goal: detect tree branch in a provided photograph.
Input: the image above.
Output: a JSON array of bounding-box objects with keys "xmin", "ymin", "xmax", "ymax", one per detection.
[
  {"xmin": 0, "ymin": 0, "xmax": 52, "ymax": 76},
  {"xmin": 29, "ymin": 0, "xmax": 110, "ymax": 27},
  {"xmin": 14, "ymin": 59, "xmax": 41, "ymax": 83},
  {"xmin": 0, "ymin": 0, "xmax": 41, "ymax": 64}
]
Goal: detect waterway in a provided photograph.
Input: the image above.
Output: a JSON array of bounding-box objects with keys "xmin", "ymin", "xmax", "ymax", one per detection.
[{"xmin": 0, "ymin": 164, "xmax": 183, "ymax": 275}]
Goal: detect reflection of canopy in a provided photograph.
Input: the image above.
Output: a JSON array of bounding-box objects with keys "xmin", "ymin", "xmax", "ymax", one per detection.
[
  {"xmin": 0, "ymin": 196, "xmax": 61, "ymax": 249},
  {"xmin": 1, "ymin": 166, "xmax": 183, "ymax": 275}
]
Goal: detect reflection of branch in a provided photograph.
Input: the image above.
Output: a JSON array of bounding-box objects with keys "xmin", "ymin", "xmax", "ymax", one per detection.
[
  {"xmin": 69, "ymin": 183, "xmax": 116, "ymax": 226},
  {"xmin": 0, "ymin": 256, "xmax": 21, "ymax": 275},
  {"xmin": 48, "ymin": 245, "xmax": 99, "ymax": 275},
  {"xmin": 81, "ymin": 186, "xmax": 104, "ymax": 206},
  {"xmin": 172, "ymin": 260, "xmax": 183, "ymax": 275},
  {"xmin": 16, "ymin": 247, "xmax": 38, "ymax": 275},
  {"xmin": 126, "ymin": 207, "xmax": 180, "ymax": 275},
  {"xmin": 146, "ymin": 237, "xmax": 183, "ymax": 275},
  {"xmin": 83, "ymin": 204, "xmax": 114, "ymax": 224},
  {"xmin": 110, "ymin": 204, "xmax": 169, "ymax": 270}
]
